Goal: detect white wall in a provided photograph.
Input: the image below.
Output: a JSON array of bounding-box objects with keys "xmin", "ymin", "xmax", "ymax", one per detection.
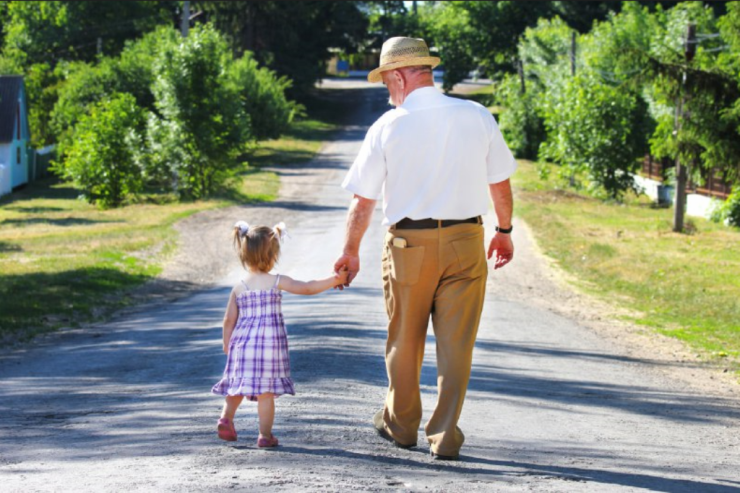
[{"xmin": 634, "ymin": 173, "xmax": 724, "ymax": 220}]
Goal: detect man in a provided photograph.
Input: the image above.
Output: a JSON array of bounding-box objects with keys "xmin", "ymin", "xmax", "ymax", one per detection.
[{"xmin": 334, "ymin": 37, "xmax": 516, "ymax": 460}]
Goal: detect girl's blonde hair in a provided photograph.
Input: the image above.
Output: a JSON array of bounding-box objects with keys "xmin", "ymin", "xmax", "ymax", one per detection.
[{"xmin": 233, "ymin": 225, "xmax": 282, "ymax": 273}]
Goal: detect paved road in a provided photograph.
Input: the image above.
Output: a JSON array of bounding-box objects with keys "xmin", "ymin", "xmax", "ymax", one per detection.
[{"xmin": 1, "ymin": 79, "xmax": 739, "ymax": 492}]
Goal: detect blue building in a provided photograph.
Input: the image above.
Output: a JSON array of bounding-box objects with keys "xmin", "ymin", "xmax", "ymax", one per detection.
[{"xmin": 0, "ymin": 76, "xmax": 30, "ymax": 197}]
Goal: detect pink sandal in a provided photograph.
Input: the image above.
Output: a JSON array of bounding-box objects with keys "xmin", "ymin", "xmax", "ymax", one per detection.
[
  {"xmin": 217, "ymin": 418, "xmax": 237, "ymax": 442},
  {"xmin": 257, "ymin": 434, "xmax": 279, "ymax": 448}
]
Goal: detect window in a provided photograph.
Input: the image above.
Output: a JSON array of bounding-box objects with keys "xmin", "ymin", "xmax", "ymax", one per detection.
[
  {"xmin": 16, "ymin": 102, "xmax": 21, "ymax": 140},
  {"xmin": 17, "ymin": 147, "xmax": 21, "ymax": 165}
]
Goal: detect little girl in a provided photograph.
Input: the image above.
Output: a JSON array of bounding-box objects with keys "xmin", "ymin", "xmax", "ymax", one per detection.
[{"xmin": 211, "ymin": 221, "xmax": 348, "ymax": 447}]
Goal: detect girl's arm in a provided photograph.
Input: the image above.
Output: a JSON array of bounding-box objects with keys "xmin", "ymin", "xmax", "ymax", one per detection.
[
  {"xmin": 222, "ymin": 289, "xmax": 238, "ymax": 354},
  {"xmin": 278, "ymin": 270, "xmax": 348, "ymax": 296}
]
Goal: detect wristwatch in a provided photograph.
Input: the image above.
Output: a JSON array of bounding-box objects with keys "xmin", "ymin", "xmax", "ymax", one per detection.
[{"xmin": 495, "ymin": 225, "xmax": 513, "ymax": 234}]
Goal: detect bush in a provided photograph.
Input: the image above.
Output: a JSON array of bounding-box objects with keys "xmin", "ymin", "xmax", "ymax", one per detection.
[
  {"xmin": 54, "ymin": 93, "xmax": 145, "ymax": 208},
  {"xmin": 711, "ymin": 188, "xmax": 740, "ymax": 228},
  {"xmin": 497, "ymin": 75, "xmax": 546, "ymax": 160},
  {"xmin": 52, "ymin": 28, "xmax": 178, "ymax": 156},
  {"xmin": 148, "ymin": 25, "xmax": 252, "ymax": 199},
  {"xmin": 227, "ymin": 53, "xmax": 298, "ymax": 140},
  {"xmin": 539, "ymin": 74, "xmax": 647, "ymax": 199}
]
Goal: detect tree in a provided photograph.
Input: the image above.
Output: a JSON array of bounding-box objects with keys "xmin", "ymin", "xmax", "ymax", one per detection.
[
  {"xmin": 200, "ymin": 1, "xmax": 368, "ymax": 96},
  {"xmin": 637, "ymin": 2, "xmax": 740, "ymax": 231},
  {"xmin": 51, "ymin": 27, "xmax": 178, "ymax": 154},
  {"xmin": 539, "ymin": 73, "xmax": 649, "ymax": 199},
  {"xmin": 55, "ymin": 93, "xmax": 146, "ymax": 208},
  {"xmin": 2, "ymin": 1, "xmax": 176, "ymax": 68},
  {"xmin": 147, "ymin": 25, "xmax": 251, "ymax": 199},
  {"xmin": 227, "ymin": 53, "xmax": 297, "ymax": 140}
]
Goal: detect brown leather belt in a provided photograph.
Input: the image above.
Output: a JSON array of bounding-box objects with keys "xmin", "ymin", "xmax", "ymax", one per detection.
[{"xmin": 394, "ymin": 216, "xmax": 481, "ymax": 230}]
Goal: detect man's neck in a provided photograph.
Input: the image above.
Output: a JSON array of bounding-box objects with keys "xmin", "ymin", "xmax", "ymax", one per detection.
[{"xmin": 402, "ymin": 80, "xmax": 435, "ymax": 101}]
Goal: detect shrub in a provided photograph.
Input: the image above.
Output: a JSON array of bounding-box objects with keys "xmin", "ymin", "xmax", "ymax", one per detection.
[
  {"xmin": 711, "ymin": 188, "xmax": 740, "ymax": 228},
  {"xmin": 497, "ymin": 75, "xmax": 546, "ymax": 160},
  {"xmin": 54, "ymin": 93, "xmax": 145, "ymax": 208},
  {"xmin": 227, "ymin": 53, "xmax": 297, "ymax": 140},
  {"xmin": 539, "ymin": 74, "xmax": 648, "ymax": 199},
  {"xmin": 148, "ymin": 25, "xmax": 252, "ymax": 199}
]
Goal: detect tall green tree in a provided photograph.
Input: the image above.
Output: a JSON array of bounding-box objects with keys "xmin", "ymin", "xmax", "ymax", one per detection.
[
  {"xmin": 638, "ymin": 2, "xmax": 740, "ymax": 231},
  {"xmin": 200, "ymin": 1, "xmax": 368, "ymax": 96},
  {"xmin": 2, "ymin": 1, "xmax": 176, "ymax": 67}
]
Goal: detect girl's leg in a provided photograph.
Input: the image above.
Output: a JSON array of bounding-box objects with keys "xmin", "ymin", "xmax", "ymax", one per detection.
[
  {"xmin": 221, "ymin": 395, "xmax": 244, "ymax": 421},
  {"xmin": 257, "ymin": 393, "xmax": 275, "ymax": 438}
]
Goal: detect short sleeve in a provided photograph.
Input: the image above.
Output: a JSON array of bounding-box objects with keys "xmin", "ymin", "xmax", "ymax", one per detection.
[
  {"xmin": 486, "ymin": 114, "xmax": 517, "ymax": 184},
  {"xmin": 342, "ymin": 122, "xmax": 386, "ymax": 200}
]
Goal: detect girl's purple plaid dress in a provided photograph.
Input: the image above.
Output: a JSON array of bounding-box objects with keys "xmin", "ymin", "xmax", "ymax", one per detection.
[{"xmin": 212, "ymin": 276, "xmax": 295, "ymax": 401}]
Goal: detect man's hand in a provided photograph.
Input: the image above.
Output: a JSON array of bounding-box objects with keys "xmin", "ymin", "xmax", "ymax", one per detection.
[
  {"xmin": 334, "ymin": 253, "xmax": 360, "ymax": 289},
  {"xmin": 488, "ymin": 232, "xmax": 514, "ymax": 269}
]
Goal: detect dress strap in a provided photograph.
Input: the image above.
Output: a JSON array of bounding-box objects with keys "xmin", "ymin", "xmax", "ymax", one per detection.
[
  {"xmin": 273, "ymin": 274, "xmax": 281, "ymax": 290},
  {"xmin": 240, "ymin": 280, "xmax": 250, "ymax": 291}
]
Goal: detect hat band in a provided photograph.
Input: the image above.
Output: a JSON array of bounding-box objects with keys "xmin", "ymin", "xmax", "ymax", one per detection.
[{"xmin": 380, "ymin": 46, "xmax": 430, "ymax": 66}]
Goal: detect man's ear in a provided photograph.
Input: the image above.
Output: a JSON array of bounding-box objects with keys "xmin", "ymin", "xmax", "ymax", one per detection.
[{"xmin": 394, "ymin": 69, "xmax": 405, "ymax": 89}]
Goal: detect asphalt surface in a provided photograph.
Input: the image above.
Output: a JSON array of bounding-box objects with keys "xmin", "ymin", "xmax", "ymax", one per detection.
[{"xmin": 1, "ymin": 79, "xmax": 739, "ymax": 492}]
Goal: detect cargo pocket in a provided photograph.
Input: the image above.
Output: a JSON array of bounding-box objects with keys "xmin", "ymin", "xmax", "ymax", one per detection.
[
  {"xmin": 451, "ymin": 236, "xmax": 486, "ymax": 278},
  {"xmin": 389, "ymin": 245, "xmax": 425, "ymax": 286}
]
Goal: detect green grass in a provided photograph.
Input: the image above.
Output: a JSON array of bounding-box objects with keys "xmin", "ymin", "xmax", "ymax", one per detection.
[
  {"xmin": 0, "ymin": 115, "xmax": 338, "ymax": 343},
  {"xmin": 513, "ymin": 160, "xmax": 740, "ymax": 374}
]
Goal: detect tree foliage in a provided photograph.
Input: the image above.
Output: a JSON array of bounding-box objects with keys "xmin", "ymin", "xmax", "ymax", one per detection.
[
  {"xmin": 2, "ymin": 1, "xmax": 175, "ymax": 67},
  {"xmin": 201, "ymin": 1, "xmax": 368, "ymax": 96},
  {"xmin": 539, "ymin": 74, "xmax": 649, "ymax": 199},
  {"xmin": 147, "ymin": 25, "xmax": 251, "ymax": 199},
  {"xmin": 55, "ymin": 93, "xmax": 145, "ymax": 208},
  {"xmin": 227, "ymin": 53, "xmax": 298, "ymax": 140}
]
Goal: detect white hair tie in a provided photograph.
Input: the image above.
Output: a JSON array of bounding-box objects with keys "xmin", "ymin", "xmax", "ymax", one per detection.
[
  {"xmin": 234, "ymin": 221, "xmax": 250, "ymax": 237},
  {"xmin": 273, "ymin": 222, "xmax": 290, "ymax": 242}
]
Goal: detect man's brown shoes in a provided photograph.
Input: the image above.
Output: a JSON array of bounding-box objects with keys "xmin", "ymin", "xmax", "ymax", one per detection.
[{"xmin": 372, "ymin": 409, "xmax": 416, "ymax": 449}]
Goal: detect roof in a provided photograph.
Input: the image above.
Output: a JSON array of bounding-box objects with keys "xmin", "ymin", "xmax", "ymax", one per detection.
[{"xmin": 0, "ymin": 76, "xmax": 23, "ymax": 143}]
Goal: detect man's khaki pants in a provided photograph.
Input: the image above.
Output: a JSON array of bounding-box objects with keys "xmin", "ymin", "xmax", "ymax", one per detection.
[{"xmin": 380, "ymin": 222, "xmax": 487, "ymax": 456}]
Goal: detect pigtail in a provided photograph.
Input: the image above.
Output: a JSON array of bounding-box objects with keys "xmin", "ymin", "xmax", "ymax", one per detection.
[{"xmin": 233, "ymin": 221, "xmax": 250, "ymax": 268}]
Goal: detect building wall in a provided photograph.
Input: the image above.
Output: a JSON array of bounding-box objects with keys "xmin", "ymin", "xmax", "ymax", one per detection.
[
  {"xmin": 633, "ymin": 174, "xmax": 722, "ymax": 220},
  {"xmin": 0, "ymin": 144, "xmax": 11, "ymax": 196}
]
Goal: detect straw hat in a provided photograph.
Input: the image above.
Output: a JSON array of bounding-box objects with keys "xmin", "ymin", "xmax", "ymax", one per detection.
[{"xmin": 368, "ymin": 37, "xmax": 441, "ymax": 83}]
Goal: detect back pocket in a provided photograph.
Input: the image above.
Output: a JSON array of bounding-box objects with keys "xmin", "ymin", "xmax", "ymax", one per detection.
[
  {"xmin": 451, "ymin": 236, "xmax": 486, "ymax": 278},
  {"xmin": 389, "ymin": 245, "xmax": 426, "ymax": 286}
]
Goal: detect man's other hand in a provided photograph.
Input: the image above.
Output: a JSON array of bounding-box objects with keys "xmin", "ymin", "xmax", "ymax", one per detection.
[{"xmin": 487, "ymin": 233, "xmax": 514, "ymax": 269}]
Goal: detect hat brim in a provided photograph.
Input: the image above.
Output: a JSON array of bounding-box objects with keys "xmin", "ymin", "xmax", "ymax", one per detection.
[{"xmin": 368, "ymin": 57, "xmax": 441, "ymax": 83}]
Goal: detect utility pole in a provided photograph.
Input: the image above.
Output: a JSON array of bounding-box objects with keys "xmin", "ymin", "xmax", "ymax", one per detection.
[
  {"xmin": 673, "ymin": 23, "xmax": 696, "ymax": 233},
  {"xmin": 181, "ymin": 0, "xmax": 190, "ymax": 38},
  {"xmin": 97, "ymin": 37, "xmax": 102, "ymax": 56}
]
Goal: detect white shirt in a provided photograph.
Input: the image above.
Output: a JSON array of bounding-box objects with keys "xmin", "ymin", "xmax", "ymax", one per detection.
[{"xmin": 342, "ymin": 86, "xmax": 517, "ymax": 226}]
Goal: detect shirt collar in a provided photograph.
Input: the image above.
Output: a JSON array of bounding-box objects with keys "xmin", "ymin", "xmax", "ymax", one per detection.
[{"xmin": 400, "ymin": 86, "xmax": 442, "ymax": 110}]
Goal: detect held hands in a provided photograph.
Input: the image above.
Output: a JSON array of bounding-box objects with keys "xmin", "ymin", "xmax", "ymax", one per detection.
[
  {"xmin": 488, "ymin": 232, "xmax": 514, "ymax": 269},
  {"xmin": 333, "ymin": 253, "xmax": 360, "ymax": 290},
  {"xmin": 334, "ymin": 265, "xmax": 350, "ymax": 286}
]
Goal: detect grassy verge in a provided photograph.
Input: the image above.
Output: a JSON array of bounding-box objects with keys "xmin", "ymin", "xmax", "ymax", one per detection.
[
  {"xmin": 513, "ymin": 159, "xmax": 740, "ymax": 374},
  {"xmin": 0, "ymin": 114, "xmax": 339, "ymax": 343}
]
